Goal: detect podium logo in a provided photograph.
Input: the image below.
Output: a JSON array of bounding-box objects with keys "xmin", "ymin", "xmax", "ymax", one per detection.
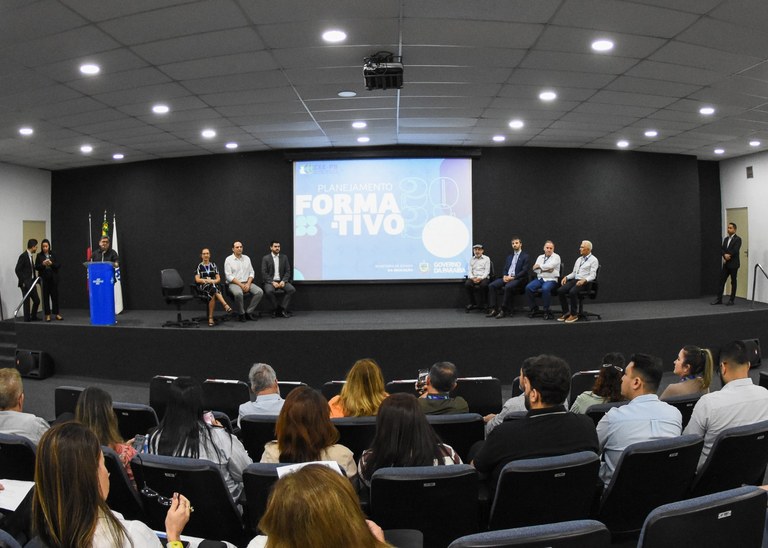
[{"xmin": 93, "ymin": 278, "xmax": 104, "ymax": 286}]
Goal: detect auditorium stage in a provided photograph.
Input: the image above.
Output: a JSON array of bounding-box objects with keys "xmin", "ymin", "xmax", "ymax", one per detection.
[{"xmin": 11, "ymin": 297, "xmax": 768, "ymax": 388}]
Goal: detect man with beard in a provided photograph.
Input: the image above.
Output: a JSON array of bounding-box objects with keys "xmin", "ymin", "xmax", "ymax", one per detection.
[{"xmin": 471, "ymin": 354, "xmax": 598, "ymax": 494}]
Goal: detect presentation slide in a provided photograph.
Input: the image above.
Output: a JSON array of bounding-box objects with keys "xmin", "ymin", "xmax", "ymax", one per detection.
[{"xmin": 293, "ymin": 157, "xmax": 473, "ymax": 281}]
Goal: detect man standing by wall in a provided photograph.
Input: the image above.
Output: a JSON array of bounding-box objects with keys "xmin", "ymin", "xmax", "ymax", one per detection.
[
  {"xmin": 712, "ymin": 222, "xmax": 741, "ymax": 306},
  {"xmin": 15, "ymin": 239, "xmax": 40, "ymax": 322}
]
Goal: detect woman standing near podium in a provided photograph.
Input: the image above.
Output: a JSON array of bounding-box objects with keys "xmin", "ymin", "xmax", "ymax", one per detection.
[
  {"xmin": 195, "ymin": 247, "xmax": 232, "ymax": 326},
  {"xmin": 34, "ymin": 238, "xmax": 61, "ymax": 321}
]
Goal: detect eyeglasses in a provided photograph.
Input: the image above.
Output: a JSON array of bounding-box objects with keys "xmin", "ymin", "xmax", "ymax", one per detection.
[
  {"xmin": 140, "ymin": 486, "xmax": 194, "ymax": 512},
  {"xmin": 601, "ymin": 363, "xmax": 623, "ymax": 373}
]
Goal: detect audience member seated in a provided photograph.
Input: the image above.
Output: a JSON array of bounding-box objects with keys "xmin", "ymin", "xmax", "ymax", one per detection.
[
  {"xmin": 358, "ymin": 393, "xmax": 462, "ymax": 487},
  {"xmin": 0, "ymin": 368, "xmax": 49, "ymax": 445},
  {"xmin": 329, "ymin": 358, "xmax": 389, "ymax": 418},
  {"xmin": 464, "ymin": 243, "xmax": 491, "ymax": 312},
  {"xmin": 570, "ymin": 353, "xmax": 625, "ymax": 414},
  {"xmin": 472, "ymin": 354, "xmax": 599, "ymax": 493},
  {"xmin": 660, "ymin": 345, "xmax": 714, "ymax": 399},
  {"xmin": 75, "ymin": 386, "xmax": 138, "ymax": 486},
  {"xmin": 684, "ymin": 340, "xmax": 768, "ymax": 470},
  {"xmin": 33, "ymin": 422, "xmax": 191, "ymax": 547},
  {"xmin": 260, "ymin": 386, "xmax": 357, "ymax": 480},
  {"xmin": 238, "ymin": 363, "xmax": 285, "ymax": 427},
  {"xmin": 147, "ymin": 376, "xmax": 252, "ymax": 501},
  {"xmin": 596, "ymin": 353, "xmax": 682, "ymax": 486},
  {"xmin": 418, "ymin": 361, "xmax": 469, "ymax": 415},
  {"xmin": 195, "ymin": 247, "xmax": 232, "ymax": 326},
  {"xmin": 248, "ymin": 464, "xmax": 390, "ymax": 548},
  {"xmin": 484, "ymin": 360, "xmax": 532, "ymax": 435}
]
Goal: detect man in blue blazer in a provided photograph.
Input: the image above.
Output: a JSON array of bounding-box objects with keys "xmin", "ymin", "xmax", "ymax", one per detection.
[{"xmin": 487, "ymin": 237, "xmax": 530, "ymax": 318}]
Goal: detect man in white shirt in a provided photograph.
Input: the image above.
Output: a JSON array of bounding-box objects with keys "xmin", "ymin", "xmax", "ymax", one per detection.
[
  {"xmin": 524, "ymin": 241, "xmax": 561, "ymax": 320},
  {"xmin": 557, "ymin": 240, "xmax": 599, "ymax": 323},
  {"xmin": 464, "ymin": 244, "xmax": 491, "ymax": 312},
  {"xmin": 238, "ymin": 363, "xmax": 285, "ymax": 427},
  {"xmin": 0, "ymin": 367, "xmax": 49, "ymax": 445},
  {"xmin": 684, "ymin": 340, "xmax": 768, "ymax": 471},
  {"xmin": 224, "ymin": 241, "xmax": 263, "ymax": 322},
  {"xmin": 596, "ymin": 354, "xmax": 682, "ymax": 486}
]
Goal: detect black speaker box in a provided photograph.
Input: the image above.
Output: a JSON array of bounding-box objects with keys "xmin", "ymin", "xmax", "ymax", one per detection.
[{"xmin": 15, "ymin": 349, "xmax": 54, "ymax": 379}]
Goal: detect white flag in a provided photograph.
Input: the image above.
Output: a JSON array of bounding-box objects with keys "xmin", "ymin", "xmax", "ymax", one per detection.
[{"xmin": 113, "ymin": 214, "xmax": 124, "ymax": 314}]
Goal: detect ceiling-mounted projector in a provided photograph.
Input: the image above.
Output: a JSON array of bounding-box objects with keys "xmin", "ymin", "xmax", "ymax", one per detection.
[{"xmin": 363, "ymin": 51, "xmax": 403, "ymax": 90}]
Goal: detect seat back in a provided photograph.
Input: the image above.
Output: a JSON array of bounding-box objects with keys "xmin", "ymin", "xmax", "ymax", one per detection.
[
  {"xmin": 385, "ymin": 380, "xmax": 420, "ymax": 397},
  {"xmin": 426, "ymin": 413, "xmax": 485, "ymax": 463},
  {"xmin": 276, "ymin": 381, "xmax": 307, "ymax": 399},
  {"xmin": 569, "ymin": 371, "xmax": 599, "ymax": 404},
  {"xmin": 690, "ymin": 419, "xmax": 768, "ymax": 497},
  {"xmin": 332, "ymin": 416, "xmax": 377, "ymax": 461},
  {"xmin": 0, "ymin": 433, "xmax": 36, "ymax": 480},
  {"xmin": 113, "ymin": 402, "xmax": 159, "ymax": 440},
  {"xmin": 448, "ymin": 519, "xmax": 611, "ymax": 548},
  {"xmin": 370, "ymin": 465, "xmax": 479, "ymax": 548},
  {"xmin": 598, "ymin": 435, "xmax": 704, "ymax": 534},
  {"xmin": 585, "ymin": 400, "xmax": 628, "ymax": 425},
  {"xmin": 660, "ymin": 393, "xmax": 701, "ymax": 430},
  {"xmin": 148, "ymin": 375, "xmax": 177, "ymax": 421},
  {"xmin": 54, "ymin": 385, "xmax": 85, "ymax": 418},
  {"xmin": 511, "ymin": 376, "xmax": 523, "ymax": 398},
  {"xmin": 637, "ymin": 486, "xmax": 766, "ymax": 548},
  {"xmin": 102, "ymin": 445, "xmax": 144, "ymax": 521},
  {"xmin": 488, "ymin": 451, "xmax": 600, "ymax": 530},
  {"xmin": 131, "ymin": 453, "xmax": 245, "ymax": 545},
  {"xmin": 321, "ymin": 380, "xmax": 345, "ymax": 400},
  {"xmin": 451, "ymin": 377, "xmax": 502, "ymax": 416},
  {"xmin": 239, "ymin": 414, "xmax": 278, "ymax": 461},
  {"xmin": 202, "ymin": 379, "xmax": 250, "ymax": 421},
  {"xmin": 242, "ymin": 463, "xmax": 291, "ymax": 535},
  {"xmin": 160, "ymin": 268, "xmax": 185, "ymax": 296}
]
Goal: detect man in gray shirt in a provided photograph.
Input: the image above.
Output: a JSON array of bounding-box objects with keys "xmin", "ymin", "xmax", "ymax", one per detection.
[
  {"xmin": 238, "ymin": 363, "xmax": 285, "ymax": 427},
  {"xmin": 0, "ymin": 368, "xmax": 49, "ymax": 445}
]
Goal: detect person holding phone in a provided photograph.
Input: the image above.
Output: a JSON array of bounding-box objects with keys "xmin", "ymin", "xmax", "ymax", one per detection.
[
  {"xmin": 417, "ymin": 362, "xmax": 469, "ymax": 415},
  {"xmin": 34, "ymin": 238, "xmax": 61, "ymax": 321}
]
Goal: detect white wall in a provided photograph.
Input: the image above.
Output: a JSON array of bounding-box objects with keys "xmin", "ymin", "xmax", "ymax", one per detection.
[
  {"xmin": 720, "ymin": 153, "xmax": 768, "ymax": 304},
  {"xmin": 0, "ymin": 162, "xmax": 51, "ymax": 319}
]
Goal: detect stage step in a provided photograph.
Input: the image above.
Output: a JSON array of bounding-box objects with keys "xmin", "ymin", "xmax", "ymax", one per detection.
[
  {"xmin": 0, "ymin": 321, "xmax": 16, "ymax": 362},
  {"xmin": 0, "ymin": 355, "xmax": 15, "ymax": 368}
]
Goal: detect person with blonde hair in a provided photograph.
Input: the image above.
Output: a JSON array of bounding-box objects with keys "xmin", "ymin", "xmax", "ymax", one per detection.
[
  {"xmin": 261, "ymin": 386, "xmax": 356, "ymax": 479},
  {"xmin": 75, "ymin": 386, "xmax": 137, "ymax": 484},
  {"xmin": 0, "ymin": 367, "xmax": 49, "ymax": 445},
  {"xmin": 248, "ymin": 464, "xmax": 390, "ymax": 548},
  {"xmin": 661, "ymin": 345, "xmax": 714, "ymax": 399},
  {"xmin": 328, "ymin": 358, "xmax": 388, "ymax": 418},
  {"xmin": 33, "ymin": 422, "xmax": 191, "ymax": 547}
]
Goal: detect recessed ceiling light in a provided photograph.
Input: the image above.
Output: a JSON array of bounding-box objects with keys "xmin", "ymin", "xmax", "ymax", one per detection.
[
  {"xmin": 352, "ymin": 121, "xmax": 367, "ymax": 129},
  {"xmin": 617, "ymin": 140, "xmax": 629, "ymax": 148},
  {"xmin": 80, "ymin": 145, "xmax": 93, "ymax": 153},
  {"xmin": 79, "ymin": 63, "xmax": 100, "ymax": 75},
  {"xmin": 591, "ymin": 39, "xmax": 614, "ymax": 52},
  {"xmin": 539, "ymin": 90, "xmax": 557, "ymax": 102},
  {"xmin": 201, "ymin": 129, "xmax": 216, "ymax": 139},
  {"xmin": 508, "ymin": 119, "xmax": 524, "ymax": 130},
  {"xmin": 750, "ymin": 140, "xmax": 761, "ymax": 147},
  {"xmin": 18, "ymin": 127, "xmax": 33, "ymax": 136},
  {"xmin": 152, "ymin": 104, "xmax": 169, "ymax": 114},
  {"xmin": 113, "ymin": 153, "xmax": 124, "ymax": 160},
  {"xmin": 225, "ymin": 142, "xmax": 238, "ymax": 149},
  {"xmin": 338, "ymin": 90, "xmax": 357, "ymax": 98},
  {"xmin": 492, "ymin": 135, "xmax": 506, "ymax": 142},
  {"xmin": 714, "ymin": 148, "xmax": 725, "ymax": 154},
  {"xmin": 322, "ymin": 29, "xmax": 347, "ymax": 43},
  {"xmin": 357, "ymin": 136, "xmax": 370, "ymax": 143},
  {"xmin": 699, "ymin": 106, "xmax": 715, "ymax": 115},
  {"xmin": 644, "ymin": 130, "xmax": 658, "ymax": 138}
]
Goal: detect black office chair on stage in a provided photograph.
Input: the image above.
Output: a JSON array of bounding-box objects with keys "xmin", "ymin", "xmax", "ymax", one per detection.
[
  {"xmin": 113, "ymin": 402, "xmax": 159, "ymax": 440},
  {"xmin": 102, "ymin": 445, "xmax": 145, "ymax": 521},
  {"xmin": 575, "ymin": 267, "xmax": 601, "ymax": 320},
  {"xmin": 160, "ymin": 268, "xmax": 197, "ymax": 328},
  {"xmin": 0, "ymin": 433, "xmax": 36, "ymax": 481},
  {"xmin": 449, "ymin": 520, "xmax": 611, "ymax": 548}
]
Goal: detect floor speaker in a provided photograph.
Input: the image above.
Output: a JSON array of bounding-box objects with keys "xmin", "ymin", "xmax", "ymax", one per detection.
[{"xmin": 15, "ymin": 349, "xmax": 55, "ymax": 379}]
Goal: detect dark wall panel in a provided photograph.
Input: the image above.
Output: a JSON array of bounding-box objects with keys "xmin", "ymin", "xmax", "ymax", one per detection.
[
  {"xmin": 52, "ymin": 147, "xmax": 705, "ymax": 311},
  {"xmin": 698, "ymin": 160, "xmax": 723, "ymax": 295}
]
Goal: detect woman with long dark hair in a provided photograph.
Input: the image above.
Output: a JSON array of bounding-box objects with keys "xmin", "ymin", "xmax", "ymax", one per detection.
[
  {"xmin": 33, "ymin": 422, "xmax": 190, "ymax": 547},
  {"xmin": 569, "ymin": 352, "xmax": 625, "ymax": 414},
  {"xmin": 260, "ymin": 386, "xmax": 357, "ymax": 479},
  {"xmin": 358, "ymin": 393, "xmax": 462, "ymax": 487},
  {"xmin": 34, "ymin": 238, "xmax": 61, "ymax": 321},
  {"xmin": 661, "ymin": 345, "xmax": 714, "ymax": 399},
  {"xmin": 147, "ymin": 376, "xmax": 252, "ymax": 501}
]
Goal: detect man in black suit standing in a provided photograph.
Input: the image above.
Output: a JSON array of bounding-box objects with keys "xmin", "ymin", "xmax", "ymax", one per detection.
[
  {"xmin": 261, "ymin": 241, "xmax": 296, "ymax": 317},
  {"xmin": 712, "ymin": 222, "xmax": 742, "ymax": 306},
  {"xmin": 15, "ymin": 239, "xmax": 41, "ymax": 322}
]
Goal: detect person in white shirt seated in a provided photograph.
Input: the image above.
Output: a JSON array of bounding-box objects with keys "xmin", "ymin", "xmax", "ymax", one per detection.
[
  {"xmin": 557, "ymin": 239, "xmax": 599, "ymax": 323},
  {"xmin": 464, "ymin": 243, "xmax": 491, "ymax": 312},
  {"xmin": 224, "ymin": 241, "xmax": 263, "ymax": 322},
  {"xmin": 238, "ymin": 363, "xmax": 285, "ymax": 427},
  {"xmin": 0, "ymin": 368, "xmax": 49, "ymax": 445}
]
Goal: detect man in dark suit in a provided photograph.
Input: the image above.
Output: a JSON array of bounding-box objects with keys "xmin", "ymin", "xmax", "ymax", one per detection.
[
  {"xmin": 261, "ymin": 241, "xmax": 296, "ymax": 317},
  {"xmin": 712, "ymin": 222, "xmax": 742, "ymax": 306},
  {"xmin": 14, "ymin": 239, "xmax": 40, "ymax": 322},
  {"xmin": 486, "ymin": 237, "xmax": 530, "ymax": 318}
]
